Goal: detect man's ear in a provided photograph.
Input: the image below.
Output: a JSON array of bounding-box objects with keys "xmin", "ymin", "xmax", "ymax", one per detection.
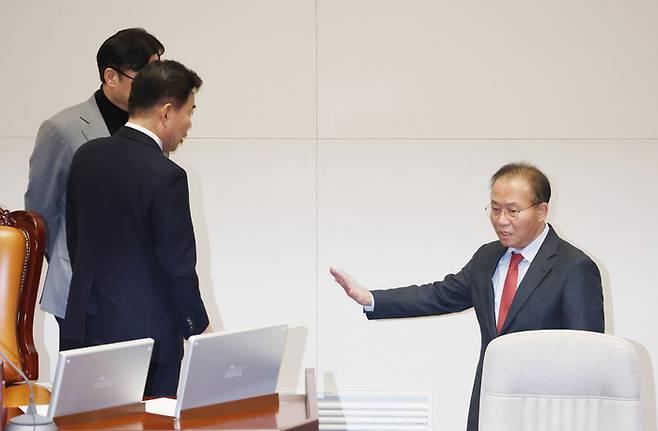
[
  {"xmin": 537, "ymin": 202, "xmax": 549, "ymax": 221},
  {"xmin": 159, "ymin": 103, "xmax": 174, "ymax": 126},
  {"xmin": 103, "ymin": 68, "xmax": 118, "ymax": 87}
]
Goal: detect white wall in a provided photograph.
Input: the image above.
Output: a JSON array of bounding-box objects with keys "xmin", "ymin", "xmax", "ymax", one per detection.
[{"xmin": 1, "ymin": 1, "xmax": 656, "ymax": 429}]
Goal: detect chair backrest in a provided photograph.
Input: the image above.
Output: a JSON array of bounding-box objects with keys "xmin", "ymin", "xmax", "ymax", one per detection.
[
  {"xmin": 0, "ymin": 207, "xmax": 45, "ymax": 383},
  {"xmin": 479, "ymin": 330, "xmax": 644, "ymax": 431}
]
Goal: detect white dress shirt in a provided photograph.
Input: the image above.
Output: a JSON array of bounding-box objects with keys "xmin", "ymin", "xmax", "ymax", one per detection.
[
  {"xmin": 491, "ymin": 223, "xmax": 549, "ymax": 321},
  {"xmin": 125, "ymin": 122, "xmax": 163, "ymax": 151}
]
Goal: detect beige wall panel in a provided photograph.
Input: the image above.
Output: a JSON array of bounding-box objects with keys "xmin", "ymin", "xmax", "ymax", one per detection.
[
  {"xmin": 1, "ymin": 0, "xmax": 316, "ymax": 139},
  {"xmin": 171, "ymin": 138, "xmax": 317, "ymax": 391},
  {"xmin": 318, "ymin": 0, "xmax": 658, "ymax": 138},
  {"xmin": 318, "ymin": 139, "xmax": 658, "ymax": 429},
  {"xmin": 0, "ymin": 138, "xmax": 31, "ymax": 209}
]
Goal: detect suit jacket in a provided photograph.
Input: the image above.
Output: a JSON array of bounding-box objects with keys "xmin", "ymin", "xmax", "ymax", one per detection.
[
  {"xmin": 25, "ymin": 95, "xmax": 109, "ymax": 318},
  {"xmin": 366, "ymin": 225, "xmax": 604, "ymax": 431},
  {"xmin": 63, "ymin": 126, "xmax": 209, "ymax": 365}
]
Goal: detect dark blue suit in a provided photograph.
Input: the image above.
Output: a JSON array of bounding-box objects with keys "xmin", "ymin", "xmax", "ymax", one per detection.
[
  {"xmin": 366, "ymin": 225, "xmax": 604, "ymax": 431},
  {"xmin": 64, "ymin": 126, "xmax": 209, "ymax": 396}
]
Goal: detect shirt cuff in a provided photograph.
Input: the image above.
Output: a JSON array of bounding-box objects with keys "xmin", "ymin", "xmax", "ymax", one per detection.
[{"xmin": 363, "ymin": 291, "xmax": 375, "ymax": 312}]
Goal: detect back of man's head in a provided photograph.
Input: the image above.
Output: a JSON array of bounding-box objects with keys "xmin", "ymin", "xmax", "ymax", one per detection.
[
  {"xmin": 96, "ymin": 28, "xmax": 165, "ymax": 83},
  {"xmin": 128, "ymin": 60, "xmax": 202, "ymax": 116},
  {"xmin": 491, "ymin": 162, "xmax": 552, "ymax": 204}
]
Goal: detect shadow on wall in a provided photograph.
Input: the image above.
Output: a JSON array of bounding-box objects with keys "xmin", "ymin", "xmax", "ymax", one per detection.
[
  {"xmin": 185, "ymin": 168, "xmax": 224, "ymax": 332},
  {"xmin": 278, "ymin": 326, "xmax": 308, "ymax": 393},
  {"xmin": 596, "ymin": 258, "xmax": 615, "ymax": 334},
  {"xmin": 33, "ymin": 312, "xmax": 53, "ymax": 384},
  {"xmin": 34, "ymin": 264, "xmax": 54, "ymax": 384},
  {"xmin": 323, "ymin": 370, "xmax": 340, "ymax": 393},
  {"xmin": 586, "ymin": 247, "xmax": 615, "ymax": 335}
]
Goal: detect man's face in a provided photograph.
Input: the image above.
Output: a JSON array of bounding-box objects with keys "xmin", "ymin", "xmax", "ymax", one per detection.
[
  {"xmin": 162, "ymin": 92, "xmax": 196, "ymax": 153},
  {"xmin": 489, "ymin": 175, "xmax": 547, "ymax": 249}
]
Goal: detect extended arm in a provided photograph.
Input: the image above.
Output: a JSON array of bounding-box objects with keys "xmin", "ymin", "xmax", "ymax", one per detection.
[{"xmin": 330, "ymin": 256, "xmax": 477, "ymax": 320}]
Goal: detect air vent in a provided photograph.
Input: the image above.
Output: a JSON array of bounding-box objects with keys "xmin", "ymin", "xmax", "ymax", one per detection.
[{"xmin": 318, "ymin": 392, "xmax": 431, "ymax": 431}]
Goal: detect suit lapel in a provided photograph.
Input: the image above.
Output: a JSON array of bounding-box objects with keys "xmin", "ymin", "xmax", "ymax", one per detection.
[
  {"xmin": 79, "ymin": 96, "xmax": 110, "ymax": 141},
  {"xmin": 499, "ymin": 225, "xmax": 559, "ymax": 333},
  {"xmin": 481, "ymin": 244, "xmax": 506, "ymax": 340}
]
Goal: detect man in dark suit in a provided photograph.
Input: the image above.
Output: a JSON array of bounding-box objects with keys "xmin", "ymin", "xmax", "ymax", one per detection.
[
  {"xmin": 64, "ymin": 60, "xmax": 210, "ymax": 397},
  {"xmin": 330, "ymin": 163, "xmax": 604, "ymax": 431}
]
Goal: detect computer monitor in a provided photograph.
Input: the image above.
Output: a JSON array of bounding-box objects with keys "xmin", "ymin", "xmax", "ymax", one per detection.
[
  {"xmin": 175, "ymin": 324, "xmax": 287, "ymax": 418},
  {"xmin": 47, "ymin": 338, "xmax": 154, "ymax": 419}
]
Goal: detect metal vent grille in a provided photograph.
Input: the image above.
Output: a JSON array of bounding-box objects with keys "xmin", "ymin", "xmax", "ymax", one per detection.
[{"xmin": 318, "ymin": 392, "xmax": 432, "ymax": 431}]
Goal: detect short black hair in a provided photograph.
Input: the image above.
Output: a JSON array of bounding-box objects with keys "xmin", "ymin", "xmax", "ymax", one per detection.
[
  {"xmin": 491, "ymin": 162, "xmax": 551, "ymax": 204},
  {"xmin": 128, "ymin": 60, "xmax": 203, "ymax": 116},
  {"xmin": 96, "ymin": 28, "xmax": 165, "ymax": 83}
]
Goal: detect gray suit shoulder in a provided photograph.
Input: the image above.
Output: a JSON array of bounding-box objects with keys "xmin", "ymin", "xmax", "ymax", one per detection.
[{"xmin": 43, "ymin": 95, "xmax": 99, "ymax": 129}]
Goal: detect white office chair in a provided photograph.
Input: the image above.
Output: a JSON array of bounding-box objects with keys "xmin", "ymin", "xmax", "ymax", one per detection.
[{"xmin": 479, "ymin": 330, "xmax": 644, "ymax": 431}]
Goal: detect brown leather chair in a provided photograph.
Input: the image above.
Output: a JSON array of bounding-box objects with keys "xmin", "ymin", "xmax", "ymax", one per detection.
[{"xmin": 0, "ymin": 206, "xmax": 50, "ymax": 407}]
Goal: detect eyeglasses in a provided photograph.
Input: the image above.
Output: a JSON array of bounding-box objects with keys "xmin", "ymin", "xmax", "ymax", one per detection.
[
  {"xmin": 485, "ymin": 203, "xmax": 539, "ymax": 219},
  {"xmin": 114, "ymin": 68, "xmax": 135, "ymax": 81}
]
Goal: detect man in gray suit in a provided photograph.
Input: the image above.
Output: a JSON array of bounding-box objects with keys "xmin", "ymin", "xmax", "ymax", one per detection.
[{"xmin": 25, "ymin": 28, "xmax": 164, "ymax": 349}]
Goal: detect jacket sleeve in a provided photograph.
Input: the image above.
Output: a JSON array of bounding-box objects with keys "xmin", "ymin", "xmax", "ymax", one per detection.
[
  {"xmin": 150, "ymin": 167, "xmax": 209, "ymax": 338},
  {"xmin": 25, "ymin": 119, "xmax": 75, "ymax": 259},
  {"xmin": 366, "ymin": 256, "xmax": 476, "ymax": 320}
]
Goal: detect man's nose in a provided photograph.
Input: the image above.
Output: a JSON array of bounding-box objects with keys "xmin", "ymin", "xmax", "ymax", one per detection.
[{"xmin": 494, "ymin": 211, "xmax": 512, "ymax": 225}]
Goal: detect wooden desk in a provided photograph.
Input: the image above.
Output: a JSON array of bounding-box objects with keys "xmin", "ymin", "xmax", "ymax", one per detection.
[
  {"xmin": 3, "ymin": 369, "xmax": 319, "ymax": 431},
  {"xmin": 54, "ymin": 394, "xmax": 316, "ymax": 430}
]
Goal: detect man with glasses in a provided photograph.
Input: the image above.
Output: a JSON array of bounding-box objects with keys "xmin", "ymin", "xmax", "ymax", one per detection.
[
  {"xmin": 25, "ymin": 28, "xmax": 164, "ymax": 351},
  {"xmin": 330, "ymin": 162, "xmax": 604, "ymax": 431}
]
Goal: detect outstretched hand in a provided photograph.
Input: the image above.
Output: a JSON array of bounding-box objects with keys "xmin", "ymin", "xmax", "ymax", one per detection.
[{"xmin": 330, "ymin": 266, "xmax": 373, "ymax": 306}]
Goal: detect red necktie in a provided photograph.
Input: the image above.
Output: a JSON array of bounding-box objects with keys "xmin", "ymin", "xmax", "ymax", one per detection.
[{"xmin": 497, "ymin": 252, "xmax": 523, "ymax": 333}]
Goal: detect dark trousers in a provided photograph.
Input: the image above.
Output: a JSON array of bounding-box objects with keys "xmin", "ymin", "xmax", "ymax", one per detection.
[{"xmin": 55, "ymin": 316, "xmax": 79, "ymax": 351}]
